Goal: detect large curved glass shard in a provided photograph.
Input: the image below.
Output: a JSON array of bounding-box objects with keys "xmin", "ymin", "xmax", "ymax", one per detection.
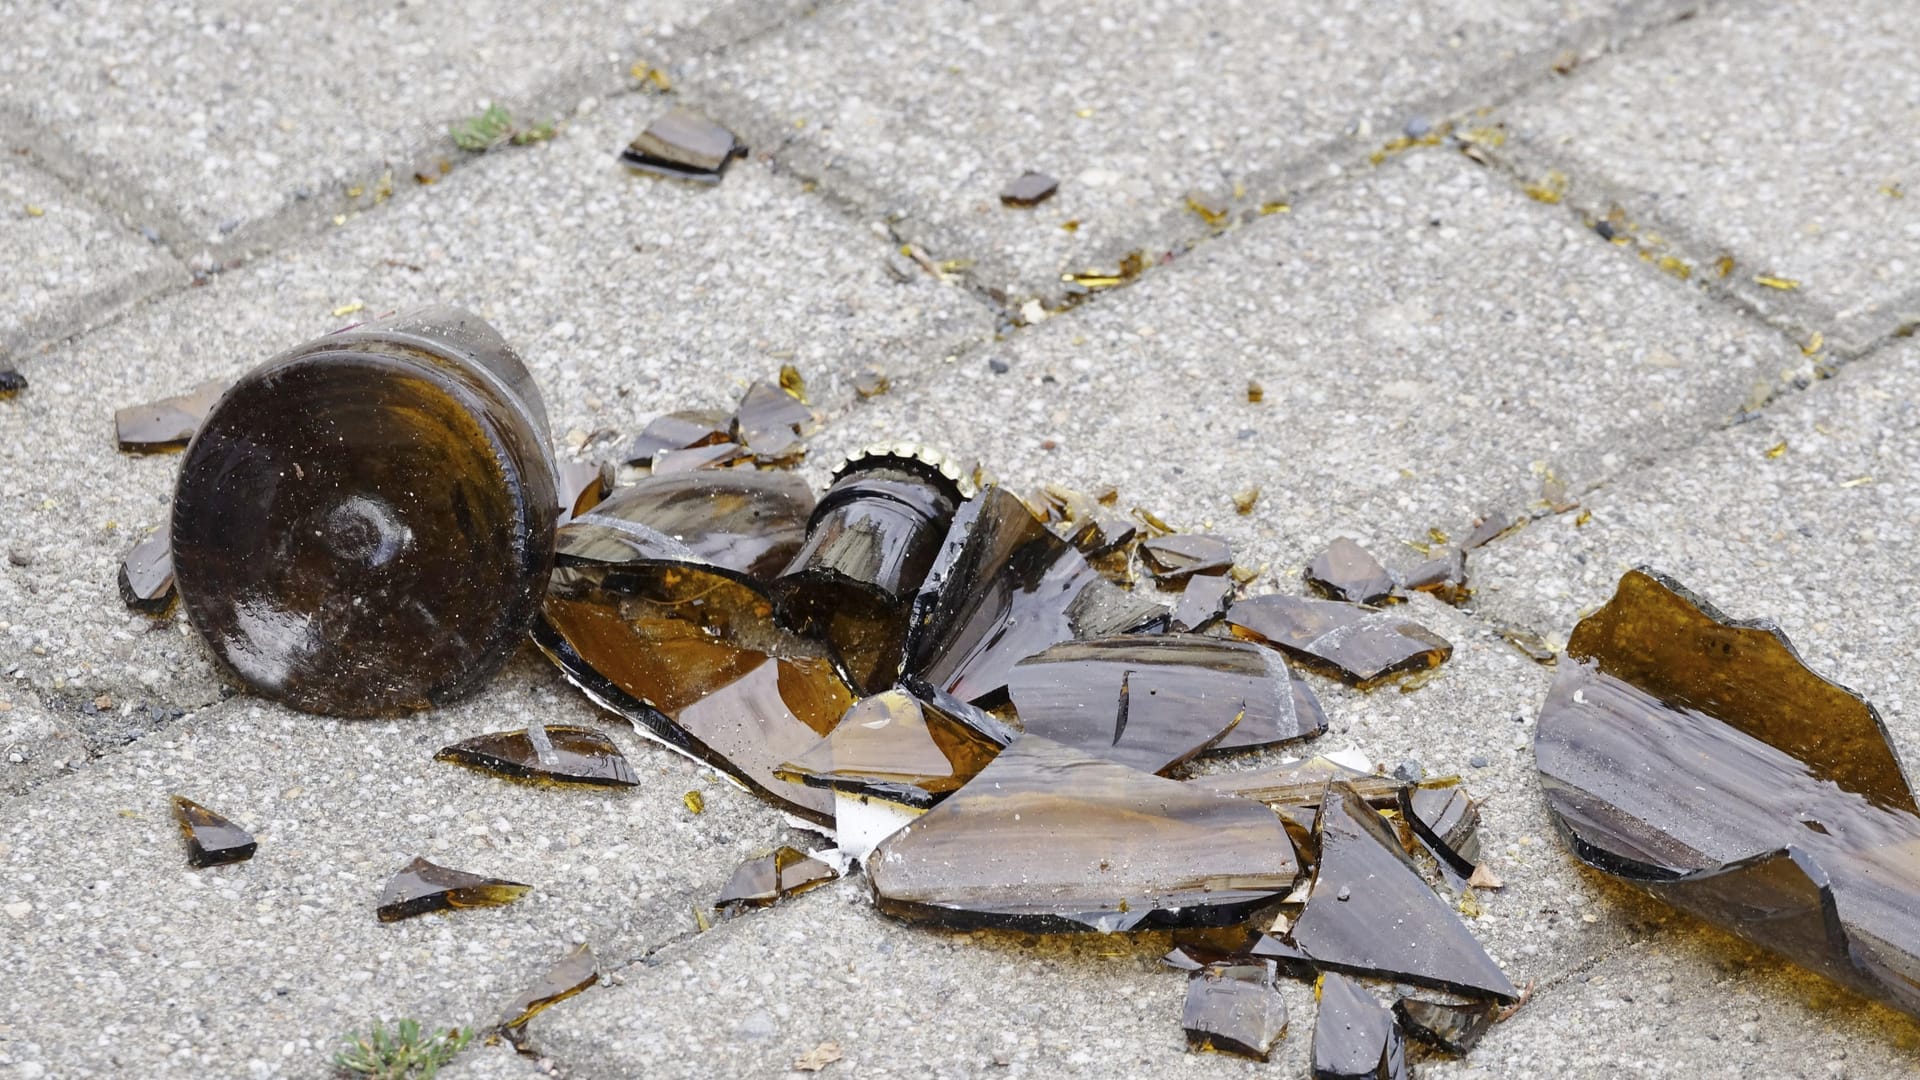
[
  {"xmin": 1007, "ymin": 635, "xmax": 1320, "ymax": 773},
  {"xmin": 776, "ymin": 686, "xmax": 1017, "ymax": 809},
  {"xmin": 555, "ymin": 470, "xmax": 815, "ymax": 584},
  {"xmin": 866, "ymin": 735, "xmax": 1299, "ymax": 932},
  {"xmin": 1228, "ymin": 595, "xmax": 1450, "ymax": 687},
  {"xmin": 1311, "ymin": 973, "xmax": 1410, "ymax": 1080},
  {"xmin": 1535, "ymin": 567, "xmax": 1920, "ymax": 1018},
  {"xmin": 1287, "ymin": 783, "xmax": 1518, "ymax": 1002},
  {"xmin": 905, "ymin": 487, "xmax": 1167, "ymax": 705},
  {"xmin": 1183, "ymin": 960, "xmax": 1289, "ymax": 1061},
  {"xmin": 1303, "ymin": 538, "xmax": 1396, "ymax": 606},
  {"xmin": 376, "ymin": 856, "xmax": 530, "ymax": 922},
  {"xmin": 435, "ymin": 725, "xmax": 639, "ymax": 788}
]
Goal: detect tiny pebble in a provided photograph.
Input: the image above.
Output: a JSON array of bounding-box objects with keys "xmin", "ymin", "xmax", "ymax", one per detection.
[
  {"xmin": 989, "ymin": 358, "xmax": 1010, "ymax": 374},
  {"xmin": 1404, "ymin": 115, "xmax": 1433, "ymax": 139},
  {"xmin": 1469, "ymin": 754, "xmax": 1490, "ymax": 768},
  {"xmin": 1335, "ymin": 885, "xmax": 1351, "ymax": 902},
  {"xmin": 7, "ymin": 548, "xmax": 31, "ymax": 567}
]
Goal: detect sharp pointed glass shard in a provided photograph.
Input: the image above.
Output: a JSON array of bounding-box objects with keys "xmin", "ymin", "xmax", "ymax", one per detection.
[
  {"xmin": 1401, "ymin": 547, "xmax": 1468, "ymax": 605},
  {"xmin": 1304, "ymin": 538, "xmax": 1397, "ymax": 606},
  {"xmin": 498, "ymin": 944, "xmax": 598, "ymax": 1047},
  {"xmin": 1007, "ymin": 635, "xmax": 1319, "ymax": 773},
  {"xmin": 905, "ymin": 487, "xmax": 1167, "ymax": 705},
  {"xmin": 1170, "ymin": 572, "xmax": 1234, "ymax": 633},
  {"xmin": 866, "ymin": 735, "xmax": 1298, "ymax": 932},
  {"xmin": 715, "ymin": 846, "xmax": 840, "ymax": 913},
  {"xmin": 624, "ymin": 409, "xmax": 733, "ymax": 466},
  {"xmin": 1229, "ymin": 595, "xmax": 1451, "ymax": 687},
  {"xmin": 555, "ymin": 460, "xmax": 615, "ymax": 524},
  {"xmin": 1288, "ymin": 783, "xmax": 1517, "ymax": 1001},
  {"xmin": 651, "ymin": 441, "xmax": 752, "ymax": 473},
  {"xmin": 555, "ymin": 469, "xmax": 815, "ymax": 584},
  {"xmin": 775, "ymin": 451, "xmax": 966, "ymax": 693},
  {"xmin": 376, "ymin": 856, "xmax": 530, "ymax": 922},
  {"xmin": 114, "ymin": 379, "xmax": 226, "ymax": 452},
  {"xmin": 620, "ymin": 108, "xmax": 745, "ymax": 183},
  {"xmin": 119, "ymin": 526, "xmax": 175, "ymax": 614},
  {"xmin": 171, "ymin": 796, "xmax": 256, "ymax": 868},
  {"xmin": 1393, "ymin": 994, "xmax": 1496, "ymax": 1055},
  {"xmin": 1461, "ymin": 512, "xmax": 1516, "ymax": 549},
  {"xmin": 1139, "ymin": 534, "xmax": 1233, "ymax": 582},
  {"xmin": 732, "ymin": 378, "xmax": 815, "ymax": 460},
  {"xmin": 1311, "ymin": 973, "xmax": 1410, "ymax": 1080},
  {"xmin": 435, "ymin": 726, "xmax": 638, "ymax": 787},
  {"xmin": 1535, "ymin": 567, "xmax": 1920, "ymax": 1019},
  {"xmin": 1000, "ymin": 171, "xmax": 1059, "ymax": 208},
  {"xmin": 1163, "ymin": 926, "xmax": 1267, "ymax": 970},
  {"xmin": 775, "ymin": 685, "xmax": 1016, "ymax": 809},
  {"xmin": 1404, "ymin": 783, "xmax": 1481, "ymax": 875},
  {"xmin": 1183, "ymin": 961, "xmax": 1289, "ymax": 1061}
]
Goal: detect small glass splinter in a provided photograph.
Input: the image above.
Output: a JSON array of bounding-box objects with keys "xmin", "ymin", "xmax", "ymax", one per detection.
[
  {"xmin": 172, "ymin": 796, "xmax": 256, "ymax": 868},
  {"xmin": 376, "ymin": 856, "xmax": 530, "ymax": 922}
]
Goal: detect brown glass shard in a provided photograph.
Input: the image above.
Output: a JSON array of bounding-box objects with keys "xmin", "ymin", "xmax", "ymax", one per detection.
[
  {"xmin": 498, "ymin": 944, "xmax": 598, "ymax": 1048},
  {"xmin": 1190, "ymin": 756, "xmax": 1403, "ymax": 808},
  {"xmin": 376, "ymin": 856, "xmax": 530, "ymax": 922},
  {"xmin": 1000, "ymin": 171, "xmax": 1059, "ymax": 208},
  {"xmin": 555, "ymin": 469, "xmax": 814, "ymax": 584},
  {"xmin": 0, "ymin": 368, "xmax": 25, "ymax": 398},
  {"xmin": 1404, "ymin": 783, "xmax": 1481, "ymax": 876},
  {"xmin": 620, "ymin": 108, "xmax": 745, "ymax": 183},
  {"xmin": 651, "ymin": 441, "xmax": 752, "ymax": 473},
  {"xmin": 1304, "ymin": 538, "xmax": 1397, "ymax": 606},
  {"xmin": 732, "ymin": 378, "xmax": 816, "ymax": 460},
  {"xmin": 1393, "ymin": 994, "xmax": 1496, "ymax": 1055},
  {"xmin": 1311, "ymin": 973, "xmax": 1410, "ymax": 1080},
  {"xmin": 1229, "ymin": 595, "xmax": 1451, "ymax": 687},
  {"xmin": 866, "ymin": 735, "xmax": 1298, "ymax": 932},
  {"xmin": 171, "ymin": 796, "xmax": 256, "ymax": 868},
  {"xmin": 853, "ymin": 368, "xmax": 890, "ymax": 397},
  {"xmin": 1183, "ymin": 961, "xmax": 1289, "ymax": 1061},
  {"xmin": 715, "ymin": 846, "xmax": 840, "ymax": 913},
  {"xmin": 1461, "ymin": 511, "xmax": 1517, "ymax": 549},
  {"xmin": 1170, "ymin": 572, "xmax": 1234, "ymax": 632},
  {"xmin": 625, "ymin": 408, "xmax": 733, "ymax": 466},
  {"xmin": 114, "ymin": 379, "xmax": 225, "ymax": 452},
  {"xmin": 1007, "ymin": 635, "xmax": 1321, "ymax": 773},
  {"xmin": 1140, "ymin": 534, "xmax": 1233, "ymax": 582},
  {"xmin": 1288, "ymin": 783, "xmax": 1517, "ymax": 1001},
  {"xmin": 775, "ymin": 684, "xmax": 1016, "ymax": 808},
  {"xmin": 555, "ymin": 459, "xmax": 615, "ymax": 524},
  {"xmin": 1400, "ymin": 547, "xmax": 1468, "ymax": 605},
  {"xmin": 774, "ymin": 451, "xmax": 965, "ymax": 693},
  {"xmin": 435, "ymin": 725, "xmax": 638, "ymax": 787},
  {"xmin": 1535, "ymin": 568, "xmax": 1920, "ymax": 1018},
  {"xmin": 905, "ymin": 487, "xmax": 1166, "ymax": 705},
  {"xmin": 119, "ymin": 527, "xmax": 176, "ymax": 614}
]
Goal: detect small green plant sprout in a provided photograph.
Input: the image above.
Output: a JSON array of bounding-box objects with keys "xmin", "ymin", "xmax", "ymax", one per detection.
[
  {"xmin": 449, "ymin": 104, "xmax": 556, "ymax": 152},
  {"xmin": 332, "ymin": 1018, "xmax": 473, "ymax": 1079}
]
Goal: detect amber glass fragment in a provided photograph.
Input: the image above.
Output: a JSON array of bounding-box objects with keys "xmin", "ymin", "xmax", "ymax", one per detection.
[
  {"xmin": 1170, "ymin": 572, "xmax": 1234, "ymax": 633},
  {"xmin": 171, "ymin": 306, "xmax": 557, "ymax": 717},
  {"xmin": 776, "ymin": 686, "xmax": 1015, "ymax": 808},
  {"xmin": 1400, "ymin": 547, "xmax": 1468, "ymax": 604},
  {"xmin": 624, "ymin": 409, "xmax": 732, "ymax": 466},
  {"xmin": 714, "ymin": 846, "xmax": 839, "ymax": 913},
  {"xmin": 1535, "ymin": 568, "xmax": 1920, "ymax": 1018},
  {"xmin": 1394, "ymin": 994, "xmax": 1496, "ymax": 1055},
  {"xmin": 651, "ymin": 441, "xmax": 752, "ymax": 473},
  {"xmin": 1183, "ymin": 961, "xmax": 1289, "ymax": 1061},
  {"xmin": 1311, "ymin": 973, "xmax": 1410, "ymax": 1080},
  {"xmin": 114, "ymin": 379, "xmax": 225, "ymax": 452},
  {"xmin": 435, "ymin": 725, "xmax": 638, "ymax": 787},
  {"xmin": 1288, "ymin": 783, "xmax": 1517, "ymax": 1001},
  {"xmin": 775, "ymin": 451, "xmax": 964, "ymax": 692},
  {"xmin": 1007, "ymin": 635, "xmax": 1321, "ymax": 773},
  {"xmin": 1461, "ymin": 512, "xmax": 1516, "ymax": 549},
  {"xmin": 171, "ymin": 796, "xmax": 256, "ymax": 868},
  {"xmin": 1304, "ymin": 538, "xmax": 1397, "ymax": 606},
  {"xmin": 1404, "ymin": 783, "xmax": 1481, "ymax": 876},
  {"xmin": 620, "ymin": 108, "xmax": 745, "ymax": 183},
  {"xmin": 905, "ymin": 487, "xmax": 1166, "ymax": 705},
  {"xmin": 1229, "ymin": 595, "xmax": 1451, "ymax": 687},
  {"xmin": 376, "ymin": 856, "xmax": 530, "ymax": 922},
  {"xmin": 555, "ymin": 469, "xmax": 814, "ymax": 584},
  {"xmin": 866, "ymin": 735, "xmax": 1298, "ymax": 932},
  {"xmin": 1139, "ymin": 534, "xmax": 1233, "ymax": 582},
  {"xmin": 0, "ymin": 368, "xmax": 25, "ymax": 398},
  {"xmin": 119, "ymin": 527, "xmax": 175, "ymax": 614},
  {"xmin": 555, "ymin": 459, "xmax": 615, "ymax": 524},
  {"xmin": 498, "ymin": 943, "xmax": 598, "ymax": 1048},
  {"xmin": 732, "ymin": 378, "xmax": 815, "ymax": 460},
  {"xmin": 1189, "ymin": 756, "xmax": 1404, "ymax": 808},
  {"xmin": 1000, "ymin": 171, "xmax": 1059, "ymax": 207}
]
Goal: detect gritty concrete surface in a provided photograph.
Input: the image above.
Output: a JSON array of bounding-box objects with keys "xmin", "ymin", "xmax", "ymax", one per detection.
[
  {"xmin": 687, "ymin": 0, "xmax": 1689, "ymax": 304},
  {"xmin": 0, "ymin": 158, "xmax": 179, "ymax": 354},
  {"xmin": 7, "ymin": 0, "xmax": 1920, "ymax": 1077},
  {"xmin": 1491, "ymin": 0, "xmax": 1920, "ymax": 353}
]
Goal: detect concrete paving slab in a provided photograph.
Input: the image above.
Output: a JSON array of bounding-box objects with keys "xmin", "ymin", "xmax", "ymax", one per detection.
[
  {"xmin": 684, "ymin": 0, "xmax": 1682, "ymax": 304},
  {"xmin": 0, "ymin": 0, "xmax": 725, "ymax": 247},
  {"xmin": 1470, "ymin": 338, "xmax": 1920, "ymax": 757},
  {"xmin": 0, "ymin": 158, "xmax": 179, "ymax": 353},
  {"xmin": 805, "ymin": 146, "xmax": 1804, "ymax": 571},
  {"xmin": 1490, "ymin": 0, "xmax": 1920, "ymax": 353},
  {"xmin": 0, "ymin": 87, "xmax": 990, "ymax": 793},
  {"xmin": 0, "ymin": 668, "xmax": 830, "ymax": 1079}
]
